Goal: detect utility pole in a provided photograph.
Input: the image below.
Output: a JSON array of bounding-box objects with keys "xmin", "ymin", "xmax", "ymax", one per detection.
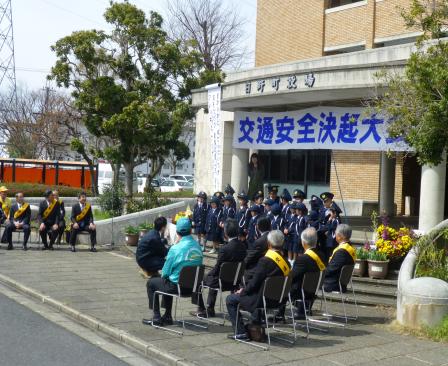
[{"xmin": 0, "ymin": 0, "xmax": 17, "ymax": 157}]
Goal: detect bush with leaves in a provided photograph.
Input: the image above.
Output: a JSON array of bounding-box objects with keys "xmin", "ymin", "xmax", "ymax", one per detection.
[{"xmin": 98, "ymin": 183, "xmax": 125, "ymax": 217}]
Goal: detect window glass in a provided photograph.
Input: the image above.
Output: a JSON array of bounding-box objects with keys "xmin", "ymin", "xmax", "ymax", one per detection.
[
  {"xmin": 308, "ymin": 151, "xmax": 330, "ymax": 184},
  {"xmin": 288, "ymin": 150, "xmax": 306, "ymax": 182}
]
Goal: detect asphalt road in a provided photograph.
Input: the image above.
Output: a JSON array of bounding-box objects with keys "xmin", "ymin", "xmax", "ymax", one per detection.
[{"xmin": 0, "ymin": 292, "xmax": 131, "ymax": 366}]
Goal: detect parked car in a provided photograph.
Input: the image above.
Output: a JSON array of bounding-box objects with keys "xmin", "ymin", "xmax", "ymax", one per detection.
[
  {"xmin": 97, "ymin": 163, "xmax": 138, "ymax": 194},
  {"xmin": 169, "ymin": 174, "xmax": 194, "ymax": 182},
  {"xmin": 159, "ymin": 179, "xmax": 191, "ymax": 192}
]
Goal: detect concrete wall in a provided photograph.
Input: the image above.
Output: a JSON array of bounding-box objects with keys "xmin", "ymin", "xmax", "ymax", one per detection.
[{"xmin": 92, "ymin": 199, "xmax": 195, "ymax": 246}]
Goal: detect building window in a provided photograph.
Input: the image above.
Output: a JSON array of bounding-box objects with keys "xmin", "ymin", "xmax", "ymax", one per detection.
[
  {"xmin": 327, "ymin": 0, "xmax": 364, "ymax": 9},
  {"xmin": 259, "ymin": 149, "xmax": 331, "ymax": 185}
]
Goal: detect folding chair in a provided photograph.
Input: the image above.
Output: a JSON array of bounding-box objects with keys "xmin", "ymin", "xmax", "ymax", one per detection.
[
  {"xmin": 321, "ymin": 264, "xmax": 358, "ymax": 326},
  {"xmin": 234, "ymin": 274, "xmax": 296, "ymax": 351},
  {"xmin": 294, "ymin": 271, "xmax": 329, "ymax": 334},
  {"xmin": 200, "ymin": 261, "xmax": 245, "ymax": 325},
  {"xmin": 151, "ymin": 265, "xmax": 208, "ymax": 335}
]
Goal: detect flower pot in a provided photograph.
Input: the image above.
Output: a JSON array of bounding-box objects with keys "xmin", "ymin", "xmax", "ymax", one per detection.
[
  {"xmin": 125, "ymin": 234, "xmax": 139, "ymax": 246},
  {"xmin": 353, "ymin": 259, "xmax": 368, "ymax": 277},
  {"xmin": 367, "ymin": 260, "xmax": 389, "ymax": 279},
  {"xmin": 389, "ymin": 256, "xmax": 405, "ymax": 271},
  {"xmin": 139, "ymin": 229, "xmax": 149, "ymax": 238}
]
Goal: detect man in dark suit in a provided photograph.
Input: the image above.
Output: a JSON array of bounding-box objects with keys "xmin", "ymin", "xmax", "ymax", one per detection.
[
  {"xmin": 38, "ymin": 190, "xmax": 60, "ymax": 250},
  {"xmin": 226, "ymin": 230, "xmax": 290, "ymax": 340},
  {"xmin": 53, "ymin": 190, "xmax": 66, "ymax": 245},
  {"xmin": 244, "ymin": 215, "xmax": 271, "ymax": 282},
  {"xmin": 69, "ymin": 191, "xmax": 96, "ymax": 252},
  {"xmin": 190, "ymin": 218, "xmax": 247, "ymax": 318},
  {"xmin": 291, "ymin": 227, "xmax": 326, "ymax": 317},
  {"xmin": 136, "ymin": 217, "xmax": 168, "ymax": 276},
  {"xmin": 3, "ymin": 192, "xmax": 31, "ymax": 250},
  {"xmin": 323, "ymin": 224, "xmax": 356, "ymax": 293}
]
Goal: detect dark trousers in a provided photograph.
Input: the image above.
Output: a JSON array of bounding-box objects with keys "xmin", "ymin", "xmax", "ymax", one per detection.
[
  {"xmin": 56, "ymin": 220, "xmax": 65, "ymax": 244},
  {"xmin": 39, "ymin": 224, "xmax": 58, "ymax": 247},
  {"xmin": 69, "ymin": 226, "xmax": 96, "ymax": 246},
  {"xmin": 147, "ymin": 277, "xmax": 178, "ymax": 317},
  {"xmin": 198, "ymin": 287, "xmax": 219, "ymax": 310},
  {"xmin": 226, "ymin": 293, "xmax": 246, "ymax": 334},
  {"xmin": 324, "ymin": 246, "xmax": 335, "ymax": 264},
  {"xmin": 4, "ymin": 222, "xmax": 31, "ymax": 246},
  {"xmin": 137, "ymin": 256, "xmax": 165, "ymax": 273}
]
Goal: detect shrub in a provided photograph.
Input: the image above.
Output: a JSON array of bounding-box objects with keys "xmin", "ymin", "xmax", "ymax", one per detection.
[
  {"xmin": 138, "ymin": 222, "xmax": 153, "ymax": 230},
  {"xmin": 98, "ymin": 183, "xmax": 125, "ymax": 217},
  {"xmin": 415, "ymin": 227, "xmax": 448, "ymax": 282},
  {"xmin": 2, "ymin": 182, "xmax": 82, "ymax": 197},
  {"xmin": 124, "ymin": 225, "xmax": 139, "ymax": 235},
  {"xmin": 356, "ymin": 247, "xmax": 370, "ymax": 260},
  {"xmin": 368, "ymin": 250, "xmax": 388, "ymax": 261}
]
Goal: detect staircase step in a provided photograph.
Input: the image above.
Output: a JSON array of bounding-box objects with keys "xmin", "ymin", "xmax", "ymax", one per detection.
[
  {"xmin": 352, "ymin": 283, "xmax": 397, "ymax": 298},
  {"xmin": 318, "ymin": 292, "xmax": 396, "ymax": 307},
  {"xmin": 352, "ymin": 276, "xmax": 397, "ymax": 287}
]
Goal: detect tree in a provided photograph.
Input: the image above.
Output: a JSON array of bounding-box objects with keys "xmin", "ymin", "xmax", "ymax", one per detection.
[
  {"xmin": 165, "ymin": 119, "xmax": 193, "ymax": 174},
  {"xmin": 371, "ymin": 0, "xmax": 448, "ymax": 166},
  {"xmin": 50, "ymin": 1, "xmax": 200, "ymax": 197},
  {"xmin": 167, "ymin": 0, "xmax": 247, "ymax": 82}
]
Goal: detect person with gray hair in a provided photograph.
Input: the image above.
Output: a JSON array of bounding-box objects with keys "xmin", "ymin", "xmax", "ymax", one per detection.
[
  {"xmin": 323, "ymin": 223, "xmax": 356, "ymax": 293},
  {"xmin": 226, "ymin": 229, "xmax": 290, "ymax": 340}
]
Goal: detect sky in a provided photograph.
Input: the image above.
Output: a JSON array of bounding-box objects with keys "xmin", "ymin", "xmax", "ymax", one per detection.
[{"xmin": 10, "ymin": 0, "xmax": 257, "ymax": 91}]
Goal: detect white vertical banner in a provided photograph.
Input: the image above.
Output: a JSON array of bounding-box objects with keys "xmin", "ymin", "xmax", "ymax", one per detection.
[{"xmin": 206, "ymin": 83, "xmax": 222, "ymax": 193}]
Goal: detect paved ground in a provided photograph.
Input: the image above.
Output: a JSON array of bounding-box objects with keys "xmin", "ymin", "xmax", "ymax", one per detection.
[
  {"xmin": 0, "ymin": 246, "xmax": 447, "ymax": 366},
  {"xmin": 0, "ymin": 291, "xmax": 129, "ymax": 366}
]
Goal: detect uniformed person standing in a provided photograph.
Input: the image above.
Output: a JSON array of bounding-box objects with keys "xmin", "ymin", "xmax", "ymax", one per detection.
[
  {"xmin": 206, "ymin": 196, "xmax": 222, "ymax": 254},
  {"xmin": 253, "ymin": 190, "xmax": 265, "ymax": 212},
  {"xmin": 292, "ymin": 189, "xmax": 306, "ymax": 203},
  {"xmin": 37, "ymin": 190, "xmax": 61, "ymax": 250},
  {"xmin": 220, "ymin": 195, "xmax": 236, "ymax": 242},
  {"xmin": 246, "ymin": 205, "xmax": 261, "ymax": 248},
  {"xmin": 270, "ymin": 203, "xmax": 284, "ymax": 231},
  {"xmin": 267, "ymin": 185, "xmax": 280, "ymax": 205},
  {"xmin": 236, "ymin": 191, "xmax": 250, "ymax": 241},
  {"xmin": 192, "ymin": 191, "xmax": 208, "ymax": 252},
  {"xmin": 224, "ymin": 184, "xmax": 237, "ymax": 210},
  {"xmin": 280, "ymin": 189, "xmax": 292, "ymax": 220}
]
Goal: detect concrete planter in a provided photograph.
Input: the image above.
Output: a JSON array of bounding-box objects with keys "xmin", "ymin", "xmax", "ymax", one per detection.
[
  {"xmin": 368, "ymin": 260, "xmax": 389, "ymax": 279},
  {"xmin": 353, "ymin": 259, "xmax": 368, "ymax": 277},
  {"xmin": 125, "ymin": 234, "xmax": 139, "ymax": 246}
]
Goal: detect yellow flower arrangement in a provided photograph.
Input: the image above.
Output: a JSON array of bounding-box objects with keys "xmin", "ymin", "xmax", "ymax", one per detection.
[
  {"xmin": 375, "ymin": 224, "xmax": 415, "ymax": 259},
  {"xmin": 172, "ymin": 206, "xmax": 193, "ymax": 224}
]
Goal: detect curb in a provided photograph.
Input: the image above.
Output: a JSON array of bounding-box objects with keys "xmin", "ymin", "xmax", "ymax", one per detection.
[{"xmin": 0, "ymin": 273, "xmax": 193, "ymax": 366}]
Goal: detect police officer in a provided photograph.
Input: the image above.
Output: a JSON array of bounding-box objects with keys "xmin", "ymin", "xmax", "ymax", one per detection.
[
  {"xmin": 246, "ymin": 205, "xmax": 261, "ymax": 247},
  {"xmin": 193, "ymin": 191, "xmax": 208, "ymax": 251},
  {"xmin": 206, "ymin": 196, "xmax": 222, "ymax": 254},
  {"xmin": 253, "ymin": 190, "xmax": 264, "ymax": 212},
  {"xmin": 320, "ymin": 192, "xmax": 342, "ymax": 221},
  {"xmin": 220, "ymin": 195, "xmax": 236, "ymax": 242},
  {"xmin": 280, "ymin": 189, "xmax": 292, "ymax": 220},
  {"xmin": 292, "ymin": 189, "xmax": 306, "ymax": 203},
  {"xmin": 236, "ymin": 191, "xmax": 250, "ymax": 240},
  {"xmin": 267, "ymin": 185, "xmax": 280, "ymax": 205}
]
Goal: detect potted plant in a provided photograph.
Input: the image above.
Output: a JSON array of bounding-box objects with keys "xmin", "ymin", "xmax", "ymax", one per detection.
[
  {"xmin": 354, "ymin": 247, "xmax": 369, "ymax": 277},
  {"xmin": 367, "ymin": 250, "xmax": 389, "ymax": 279},
  {"xmin": 138, "ymin": 222, "xmax": 153, "ymax": 237},
  {"xmin": 124, "ymin": 225, "xmax": 139, "ymax": 246}
]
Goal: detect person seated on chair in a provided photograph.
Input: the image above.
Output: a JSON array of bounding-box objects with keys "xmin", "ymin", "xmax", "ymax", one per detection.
[
  {"xmin": 136, "ymin": 216, "xmax": 169, "ymax": 277},
  {"xmin": 323, "ymin": 224, "xmax": 356, "ymax": 293},
  {"xmin": 53, "ymin": 190, "xmax": 66, "ymax": 245},
  {"xmin": 3, "ymin": 192, "xmax": 31, "ymax": 251},
  {"xmin": 0, "ymin": 185, "xmax": 11, "ymax": 225},
  {"xmin": 244, "ymin": 215, "xmax": 271, "ymax": 282},
  {"xmin": 190, "ymin": 218, "xmax": 247, "ymax": 318},
  {"xmin": 69, "ymin": 191, "xmax": 96, "ymax": 253},
  {"xmin": 143, "ymin": 218, "xmax": 203, "ymax": 327},
  {"xmin": 226, "ymin": 230, "xmax": 291, "ymax": 341},
  {"xmin": 38, "ymin": 190, "xmax": 60, "ymax": 251},
  {"xmin": 291, "ymin": 227, "xmax": 326, "ymax": 318}
]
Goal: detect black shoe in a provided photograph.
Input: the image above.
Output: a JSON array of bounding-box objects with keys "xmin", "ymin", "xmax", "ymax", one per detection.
[
  {"xmin": 293, "ymin": 311, "xmax": 306, "ymax": 320},
  {"xmin": 161, "ymin": 315, "xmax": 173, "ymax": 326},
  {"xmin": 22, "ymin": 245, "xmax": 28, "ymax": 251},
  {"xmin": 7, "ymin": 244, "xmax": 13, "ymax": 250},
  {"xmin": 42, "ymin": 245, "xmax": 48, "ymax": 251},
  {"xmin": 49, "ymin": 245, "xmax": 54, "ymax": 251},
  {"xmin": 227, "ymin": 333, "xmax": 250, "ymax": 341},
  {"xmin": 190, "ymin": 309, "xmax": 208, "ymax": 318},
  {"xmin": 70, "ymin": 246, "xmax": 76, "ymax": 252},
  {"xmin": 142, "ymin": 318, "xmax": 153, "ymax": 326},
  {"xmin": 206, "ymin": 308, "xmax": 216, "ymax": 317},
  {"xmin": 90, "ymin": 247, "xmax": 97, "ymax": 252},
  {"xmin": 150, "ymin": 316, "xmax": 163, "ymax": 326}
]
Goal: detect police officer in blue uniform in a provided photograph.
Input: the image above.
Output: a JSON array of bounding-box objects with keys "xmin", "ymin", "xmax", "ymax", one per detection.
[
  {"xmin": 267, "ymin": 185, "xmax": 280, "ymax": 205},
  {"xmin": 206, "ymin": 196, "xmax": 222, "ymax": 254},
  {"xmin": 292, "ymin": 189, "xmax": 306, "ymax": 203},
  {"xmin": 283, "ymin": 201, "xmax": 298, "ymax": 258},
  {"xmin": 280, "ymin": 189, "xmax": 292, "ymax": 220},
  {"xmin": 193, "ymin": 191, "xmax": 208, "ymax": 251},
  {"xmin": 246, "ymin": 205, "xmax": 261, "ymax": 247},
  {"xmin": 253, "ymin": 190, "xmax": 264, "ymax": 212},
  {"xmin": 220, "ymin": 194, "xmax": 236, "ymax": 242},
  {"xmin": 236, "ymin": 191, "xmax": 250, "ymax": 240},
  {"xmin": 270, "ymin": 203, "xmax": 284, "ymax": 231}
]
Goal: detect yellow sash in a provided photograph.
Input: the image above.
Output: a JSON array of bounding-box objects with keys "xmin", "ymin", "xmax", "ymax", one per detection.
[
  {"xmin": 76, "ymin": 203, "xmax": 91, "ymax": 222},
  {"xmin": 14, "ymin": 203, "xmax": 30, "ymax": 220},
  {"xmin": 330, "ymin": 242, "xmax": 356, "ymax": 263},
  {"xmin": 42, "ymin": 199, "xmax": 57, "ymax": 220},
  {"xmin": 265, "ymin": 249, "xmax": 291, "ymax": 276},
  {"xmin": 305, "ymin": 248, "xmax": 326, "ymax": 271},
  {"xmin": 1, "ymin": 196, "xmax": 11, "ymax": 217}
]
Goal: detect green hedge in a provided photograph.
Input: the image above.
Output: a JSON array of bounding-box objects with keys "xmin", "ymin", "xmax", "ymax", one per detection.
[
  {"xmin": 2, "ymin": 183, "xmax": 84, "ymax": 197},
  {"xmin": 156, "ymin": 191, "xmax": 195, "ymax": 198}
]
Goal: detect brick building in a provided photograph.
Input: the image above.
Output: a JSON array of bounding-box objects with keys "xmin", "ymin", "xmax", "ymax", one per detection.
[{"xmin": 191, "ymin": 0, "xmax": 444, "ymax": 223}]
